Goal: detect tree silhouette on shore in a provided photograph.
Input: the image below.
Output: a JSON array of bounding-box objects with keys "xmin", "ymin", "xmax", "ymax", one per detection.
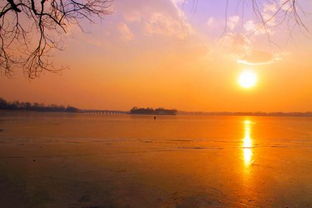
[{"xmin": 0, "ymin": 97, "xmax": 79, "ymax": 112}]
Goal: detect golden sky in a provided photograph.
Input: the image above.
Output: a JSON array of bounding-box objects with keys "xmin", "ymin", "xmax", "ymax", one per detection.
[{"xmin": 1, "ymin": 0, "xmax": 312, "ymax": 112}]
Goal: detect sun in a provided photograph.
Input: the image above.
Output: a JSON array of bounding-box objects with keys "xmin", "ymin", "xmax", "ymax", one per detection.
[{"xmin": 238, "ymin": 70, "xmax": 257, "ymax": 89}]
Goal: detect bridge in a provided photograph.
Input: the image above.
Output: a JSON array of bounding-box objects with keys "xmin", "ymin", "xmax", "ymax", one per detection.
[{"xmin": 82, "ymin": 110, "xmax": 128, "ymax": 115}]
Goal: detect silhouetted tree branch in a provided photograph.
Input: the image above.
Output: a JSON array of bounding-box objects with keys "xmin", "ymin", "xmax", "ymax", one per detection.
[
  {"xmin": 0, "ymin": 0, "xmax": 112, "ymax": 78},
  {"xmin": 226, "ymin": 0, "xmax": 307, "ymax": 32}
]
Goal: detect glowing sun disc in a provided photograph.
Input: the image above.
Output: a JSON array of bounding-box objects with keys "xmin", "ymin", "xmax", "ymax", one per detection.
[{"xmin": 238, "ymin": 70, "xmax": 257, "ymax": 88}]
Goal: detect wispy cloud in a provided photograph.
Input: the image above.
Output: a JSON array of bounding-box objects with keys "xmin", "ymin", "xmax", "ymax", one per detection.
[
  {"xmin": 117, "ymin": 0, "xmax": 193, "ymax": 40},
  {"xmin": 228, "ymin": 16, "xmax": 240, "ymax": 30},
  {"xmin": 206, "ymin": 17, "xmax": 215, "ymax": 27},
  {"xmin": 144, "ymin": 12, "xmax": 192, "ymax": 39},
  {"xmin": 237, "ymin": 50, "xmax": 282, "ymax": 66},
  {"xmin": 117, "ymin": 23, "xmax": 134, "ymax": 41}
]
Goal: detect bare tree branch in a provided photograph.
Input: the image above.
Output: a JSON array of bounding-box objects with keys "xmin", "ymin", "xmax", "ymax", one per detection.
[
  {"xmin": 222, "ymin": 0, "xmax": 308, "ymax": 35},
  {"xmin": 0, "ymin": 0, "xmax": 112, "ymax": 78}
]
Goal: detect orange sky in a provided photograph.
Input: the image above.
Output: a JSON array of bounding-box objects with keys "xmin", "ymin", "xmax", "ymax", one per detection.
[{"xmin": 1, "ymin": 0, "xmax": 312, "ymax": 112}]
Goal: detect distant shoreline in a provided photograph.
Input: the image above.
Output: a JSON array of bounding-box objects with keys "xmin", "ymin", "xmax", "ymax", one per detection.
[
  {"xmin": 1, "ymin": 109, "xmax": 312, "ymax": 117},
  {"xmin": 178, "ymin": 112, "xmax": 312, "ymax": 117},
  {"xmin": 1, "ymin": 97, "xmax": 312, "ymax": 117}
]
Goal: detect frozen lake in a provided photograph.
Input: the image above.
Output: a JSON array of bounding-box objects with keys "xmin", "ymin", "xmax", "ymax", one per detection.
[{"xmin": 0, "ymin": 112, "xmax": 312, "ymax": 207}]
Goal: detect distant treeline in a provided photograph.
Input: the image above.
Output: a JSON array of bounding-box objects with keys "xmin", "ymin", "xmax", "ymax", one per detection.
[
  {"xmin": 130, "ymin": 107, "xmax": 177, "ymax": 115},
  {"xmin": 0, "ymin": 98, "xmax": 80, "ymax": 112}
]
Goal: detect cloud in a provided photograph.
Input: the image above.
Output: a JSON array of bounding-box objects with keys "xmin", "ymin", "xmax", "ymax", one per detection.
[
  {"xmin": 206, "ymin": 17, "xmax": 215, "ymax": 27},
  {"xmin": 264, "ymin": 3, "xmax": 278, "ymax": 13},
  {"xmin": 123, "ymin": 11, "xmax": 142, "ymax": 23},
  {"xmin": 144, "ymin": 12, "xmax": 192, "ymax": 39},
  {"xmin": 243, "ymin": 20, "xmax": 272, "ymax": 35},
  {"xmin": 237, "ymin": 50, "xmax": 281, "ymax": 66},
  {"xmin": 220, "ymin": 32, "xmax": 250, "ymax": 56},
  {"xmin": 220, "ymin": 32, "xmax": 283, "ymax": 66},
  {"xmin": 170, "ymin": 0, "xmax": 187, "ymax": 18},
  {"xmin": 261, "ymin": 0, "xmax": 293, "ymax": 27},
  {"xmin": 228, "ymin": 16, "xmax": 240, "ymax": 30},
  {"xmin": 117, "ymin": 0, "xmax": 193, "ymax": 40},
  {"xmin": 117, "ymin": 23, "xmax": 134, "ymax": 41}
]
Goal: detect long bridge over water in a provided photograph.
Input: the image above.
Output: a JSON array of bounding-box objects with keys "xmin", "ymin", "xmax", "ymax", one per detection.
[{"xmin": 82, "ymin": 110, "xmax": 128, "ymax": 115}]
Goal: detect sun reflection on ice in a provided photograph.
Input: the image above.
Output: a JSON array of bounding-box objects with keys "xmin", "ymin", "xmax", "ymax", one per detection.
[{"xmin": 242, "ymin": 120, "xmax": 254, "ymax": 167}]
